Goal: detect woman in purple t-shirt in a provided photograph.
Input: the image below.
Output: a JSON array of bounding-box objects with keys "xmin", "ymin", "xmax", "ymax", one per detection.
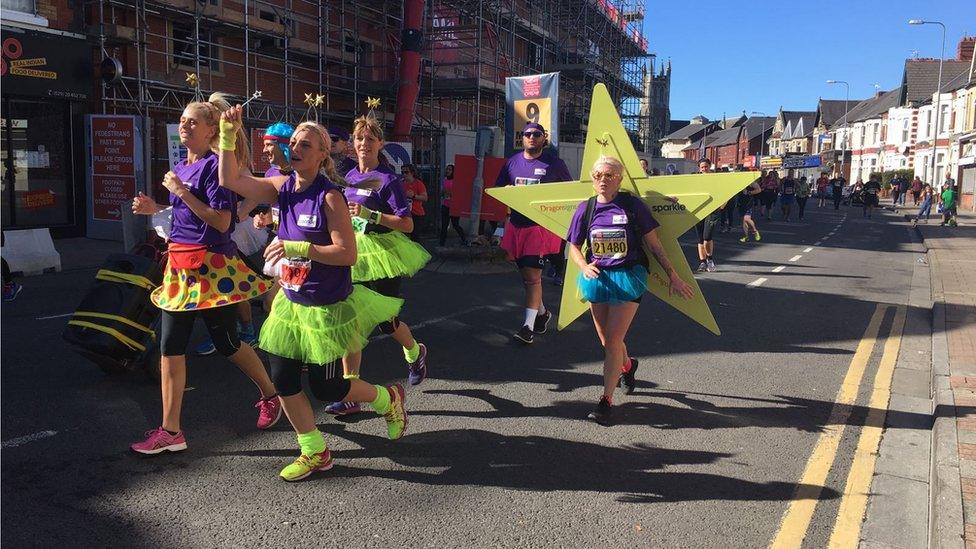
[
  {"xmin": 129, "ymin": 94, "xmax": 280, "ymax": 455},
  {"xmin": 566, "ymin": 156, "xmax": 694, "ymax": 426},
  {"xmin": 218, "ymin": 108, "xmax": 408, "ymax": 481}
]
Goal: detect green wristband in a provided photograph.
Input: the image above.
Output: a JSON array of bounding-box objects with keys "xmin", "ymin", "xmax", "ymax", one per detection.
[
  {"xmin": 218, "ymin": 120, "xmax": 237, "ymax": 152},
  {"xmin": 281, "ymin": 239, "xmax": 310, "ymax": 258}
]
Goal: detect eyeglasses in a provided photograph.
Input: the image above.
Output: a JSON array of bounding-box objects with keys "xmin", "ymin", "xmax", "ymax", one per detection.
[
  {"xmin": 522, "ymin": 131, "xmax": 544, "ymax": 138},
  {"xmin": 591, "ymin": 172, "xmax": 620, "ymax": 181}
]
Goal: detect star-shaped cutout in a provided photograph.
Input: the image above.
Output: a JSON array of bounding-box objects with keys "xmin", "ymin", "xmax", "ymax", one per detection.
[
  {"xmin": 304, "ymin": 93, "xmax": 315, "ymax": 107},
  {"xmin": 365, "ymin": 97, "xmax": 382, "ymax": 110},
  {"xmin": 314, "ymin": 94, "xmax": 325, "ymax": 107},
  {"xmin": 185, "ymin": 72, "xmax": 198, "ymax": 87},
  {"xmin": 486, "ymin": 84, "xmax": 755, "ymax": 334}
]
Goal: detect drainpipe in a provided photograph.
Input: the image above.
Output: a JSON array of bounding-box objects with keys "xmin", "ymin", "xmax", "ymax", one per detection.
[{"xmin": 392, "ymin": 0, "xmax": 425, "ymax": 142}]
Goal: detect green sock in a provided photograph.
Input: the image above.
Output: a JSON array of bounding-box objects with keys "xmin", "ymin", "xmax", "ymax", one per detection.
[
  {"xmin": 403, "ymin": 342, "xmax": 420, "ymax": 363},
  {"xmin": 371, "ymin": 384, "xmax": 391, "ymax": 414},
  {"xmin": 296, "ymin": 430, "xmax": 326, "ymax": 456}
]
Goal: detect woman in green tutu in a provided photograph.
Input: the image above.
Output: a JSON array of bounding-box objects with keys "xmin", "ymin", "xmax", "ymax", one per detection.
[
  {"xmin": 325, "ymin": 112, "xmax": 431, "ymax": 415},
  {"xmin": 218, "ymin": 106, "xmax": 408, "ymax": 481}
]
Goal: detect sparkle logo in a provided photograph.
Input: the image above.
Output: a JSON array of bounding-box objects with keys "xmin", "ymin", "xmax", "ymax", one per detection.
[
  {"xmin": 1, "ymin": 37, "xmax": 57, "ymax": 79},
  {"xmin": 651, "ymin": 197, "xmax": 686, "ymax": 214}
]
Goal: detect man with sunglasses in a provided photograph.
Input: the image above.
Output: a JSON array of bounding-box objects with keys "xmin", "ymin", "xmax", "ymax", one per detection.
[
  {"xmin": 496, "ymin": 122, "xmax": 573, "ymax": 344},
  {"xmin": 328, "ymin": 126, "xmax": 358, "ymax": 176}
]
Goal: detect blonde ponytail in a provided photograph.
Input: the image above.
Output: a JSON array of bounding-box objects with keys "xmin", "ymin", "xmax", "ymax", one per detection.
[{"xmin": 187, "ymin": 92, "xmax": 252, "ymax": 171}]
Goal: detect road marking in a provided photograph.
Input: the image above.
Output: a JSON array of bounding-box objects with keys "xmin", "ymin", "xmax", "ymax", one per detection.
[
  {"xmin": 789, "ymin": 255, "xmax": 802, "ymax": 262},
  {"xmin": 2, "ymin": 430, "xmax": 58, "ymax": 448},
  {"xmin": 770, "ymin": 304, "xmax": 888, "ymax": 548},
  {"xmin": 747, "ymin": 277, "xmax": 767, "ymax": 288},
  {"xmin": 772, "ymin": 266, "xmax": 786, "ymax": 273},
  {"xmin": 36, "ymin": 312, "xmax": 73, "ymax": 320},
  {"xmin": 827, "ymin": 305, "xmax": 906, "ymax": 548},
  {"xmin": 803, "ymin": 247, "xmax": 813, "ymax": 253},
  {"xmin": 828, "ymin": 231, "xmax": 836, "ymax": 235},
  {"xmin": 374, "ymin": 304, "xmax": 503, "ymax": 340}
]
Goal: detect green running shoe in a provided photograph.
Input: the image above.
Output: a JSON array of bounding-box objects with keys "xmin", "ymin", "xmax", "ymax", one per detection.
[
  {"xmin": 383, "ymin": 383, "xmax": 408, "ymax": 440},
  {"xmin": 279, "ymin": 449, "xmax": 333, "ymax": 482}
]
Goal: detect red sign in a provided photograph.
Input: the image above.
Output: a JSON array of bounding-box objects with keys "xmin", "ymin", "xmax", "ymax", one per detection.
[
  {"xmin": 449, "ymin": 155, "xmax": 509, "ymax": 222},
  {"xmin": 92, "ymin": 175, "xmax": 135, "ymax": 221},
  {"xmin": 22, "ymin": 189, "xmax": 56, "ymax": 210},
  {"xmin": 523, "ymin": 77, "xmax": 541, "ymax": 98},
  {"xmin": 91, "ymin": 117, "xmax": 135, "ymax": 176}
]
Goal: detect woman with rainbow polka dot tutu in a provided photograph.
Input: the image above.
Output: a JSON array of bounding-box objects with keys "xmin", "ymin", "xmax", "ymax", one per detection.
[{"xmin": 129, "ymin": 93, "xmax": 282, "ymax": 455}]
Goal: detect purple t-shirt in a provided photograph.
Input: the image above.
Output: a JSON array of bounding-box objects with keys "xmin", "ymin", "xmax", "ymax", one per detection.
[
  {"xmin": 169, "ymin": 150, "xmax": 237, "ymax": 257},
  {"xmin": 265, "ymin": 164, "xmax": 284, "ymax": 177},
  {"xmin": 567, "ymin": 192, "xmax": 659, "ymax": 268},
  {"xmin": 495, "ymin": 149, "xmax": 572, "ymax": 227},
  {"xmin": 343, "ymin": 166, "xmax": 411, "ymax": 233},
  {"xmin": 276, "ymin": 173, "xmax": 352, "ymax": 306}
]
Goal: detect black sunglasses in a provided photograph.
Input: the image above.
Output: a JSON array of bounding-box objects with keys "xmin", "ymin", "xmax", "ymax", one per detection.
[{"xmin": 523, "ymin": 131, "xmax": 544, "ymax": 138}]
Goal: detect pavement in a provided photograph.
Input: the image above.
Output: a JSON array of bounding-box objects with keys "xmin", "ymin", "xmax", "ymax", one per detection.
[{"xmin": 0, "ymin": 200, "xmax": 970, "ymax": 547}]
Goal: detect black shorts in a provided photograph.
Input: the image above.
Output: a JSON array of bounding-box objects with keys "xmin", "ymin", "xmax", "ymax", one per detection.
[
  {"xmin": 695, "ymin": 215, "xmax": 718, "ymax": 243},
  {"xmin": 160, "ymin": 306, "xmax": 240, "ymax": 357},
  {"xmin": 363, "ymin": 277, "xmax": 402, "ymax": 298},
  {"xmin": 515, "ymin": 255, "xmax": 546, "ymax": 269},
  {"xmin": 760, "ymin": 190, "xmax": 777, "ymax": 207},
  {"xmin": 863, "ymin": 194, "xmax": 879, "ymax": 207}
]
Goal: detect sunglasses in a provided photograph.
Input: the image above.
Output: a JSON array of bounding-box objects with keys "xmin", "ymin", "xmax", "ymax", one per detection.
[{"xmin": 523, "ymin": 131, "xmax": 544, "ymax": 138}]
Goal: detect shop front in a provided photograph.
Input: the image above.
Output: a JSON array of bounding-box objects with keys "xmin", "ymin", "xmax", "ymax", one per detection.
[{"xmin": 1, "ymin": 25, "xmax": 92, "ymax": 235}]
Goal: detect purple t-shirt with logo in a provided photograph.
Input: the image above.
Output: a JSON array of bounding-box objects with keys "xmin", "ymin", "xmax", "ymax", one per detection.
[
  {"xmin": 169, "ymin": 150, "xmax": 237, "ymax": 256},
  {"xmin": 343, "ymin": 167, "xmax": 412, "ymax": 230},
  {"xmin": 265, "ymin": 164, "xmax": 284, "ymax": 177},
  {"xmin": 566, "ymin": 192, "xmax": 659, "ymax": 268},
  {"xmin": 495, "ymin": 149, "xmax": 572, "ymax": 227},
  {"xmin": 276, "ymin": 173, "xmax": 352, "ymax": 306}
]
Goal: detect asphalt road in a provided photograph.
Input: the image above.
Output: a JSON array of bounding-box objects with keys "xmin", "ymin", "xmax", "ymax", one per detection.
[{"xmin": 1, "ymin": 201, "xmax": 920, "ymax": 548}]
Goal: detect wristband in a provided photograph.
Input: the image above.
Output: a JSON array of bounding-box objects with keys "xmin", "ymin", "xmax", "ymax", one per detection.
[
  {"xmin": 281, "ymin": 239, "xmax": 310, "ymax": 258},
  {"xmin": 357, "ymin": 205, "xmax": 382, "ymax": 225},
  {"xmin": 218, "ymin": 119, "xmax": 237, "ymax": 152}
]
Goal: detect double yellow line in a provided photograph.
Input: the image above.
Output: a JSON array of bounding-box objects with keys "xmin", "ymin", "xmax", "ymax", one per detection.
[{"xmin": 770, "ymin": 303, "xmax": 906, "ymax": 548}]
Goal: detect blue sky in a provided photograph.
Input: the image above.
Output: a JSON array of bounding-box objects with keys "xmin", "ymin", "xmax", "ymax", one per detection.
[{"xmin": 643, "ymin": 0, "xmax": 976, "ymax": 120}]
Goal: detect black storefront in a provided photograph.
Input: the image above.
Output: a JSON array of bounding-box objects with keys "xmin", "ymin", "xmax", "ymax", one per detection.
[{"xmin": 1, "ymin": 25, "xmax": 92, "ymax": 236}]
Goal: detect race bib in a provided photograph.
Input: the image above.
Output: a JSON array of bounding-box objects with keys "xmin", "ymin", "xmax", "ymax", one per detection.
[
  {"xmin": 356, "ymin": 188, "xmax": 373, "ymax": 196},
  {"xmin": 297, "ymin": 214, "xmax": 318, "ymax": 228},
  {"xmin": 590, "ymin": 228, "xmax": 628, "ymax": 259},
  {"xmin": 514, "ymin": 177, "xmax": 541, "ymax": 186},
  {"xmin": 351, "ymin": 216, "xmax": 368, "ymax": 234},
  {"xmin": 611, "ymin": 214, "xmax": 628, "ymax": 225}
]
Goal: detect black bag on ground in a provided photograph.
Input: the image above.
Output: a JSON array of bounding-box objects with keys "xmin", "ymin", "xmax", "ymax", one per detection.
[{"xmin": 62, "ymin": 253, "xmax": 163, "ymax": 373}]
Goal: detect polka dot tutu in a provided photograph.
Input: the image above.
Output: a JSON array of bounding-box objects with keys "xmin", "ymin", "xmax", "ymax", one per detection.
[{"xmin": 151, "ymin": 251, "xmax": 270, "ymax": 311}]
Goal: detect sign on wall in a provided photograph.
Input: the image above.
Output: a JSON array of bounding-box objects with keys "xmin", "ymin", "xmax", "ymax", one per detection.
[
  {"xmin": 86, "ymin": 115, "xmax": 146, "ymax": 240},
  {"xmin": 505, "ymin": 72, "xmax": 560, "ymax": 156}
]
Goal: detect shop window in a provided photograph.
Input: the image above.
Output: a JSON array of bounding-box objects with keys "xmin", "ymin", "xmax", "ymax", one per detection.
[
  {"xmin": 171, "ymin": 21, "xmax": 220, "ymax": 71},
  {"xmin": 2, "ymin": 0, "xmax": 35, "ymax": 14}
]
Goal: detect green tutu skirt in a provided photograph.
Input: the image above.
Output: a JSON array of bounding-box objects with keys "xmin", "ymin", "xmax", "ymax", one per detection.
[
  {"xmin": 259, "ymin": 286, "xmax": 403, "ymax": 365},
  {"xmin": 352, "ymin": 231, "xmax": 431, "ymax": 282}
]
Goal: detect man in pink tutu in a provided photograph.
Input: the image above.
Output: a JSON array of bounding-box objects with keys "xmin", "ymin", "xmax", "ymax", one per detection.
[{"xmin": 496, "ymin": 122, "xmax": 572, "ymax": 344}]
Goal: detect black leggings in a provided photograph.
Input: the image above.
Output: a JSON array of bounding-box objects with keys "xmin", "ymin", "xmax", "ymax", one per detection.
[
  {"xmin": 796, "ymin": 197, "xmax": 808, "ymax": 218},
  {"xmin": 2, "ymin": 257, "xmax": 11, "ymax": 285},
  {"xmin": 364, "ymin": 277, "xmax": 402, "ymax": 334},
  {"xmin": 267, "ymin": 354, "xmax": 352, "ymax": 401},
  {"xmin": 439, "ymin": 205, "xmax": 466, "ymax": 245},
  {"xmin": 160, "ymin": 306, "xmax": 240, "ymax": 357}
]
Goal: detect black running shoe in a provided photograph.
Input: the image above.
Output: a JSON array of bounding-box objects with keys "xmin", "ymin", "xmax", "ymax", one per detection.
[
  {"xmin": 621, "ymin": 358, "xmax": 639, "ymax": 394},
  {"xmin": 588, "ymin": 396, "xmax": 613, "ymax": 426},
  {"xmin": 533, "ymin": 310, "xmax": 552, "ymax": 334},
  {"xmin": 513, "ymin": 325, "xmax": 534, "ymax": 344}
]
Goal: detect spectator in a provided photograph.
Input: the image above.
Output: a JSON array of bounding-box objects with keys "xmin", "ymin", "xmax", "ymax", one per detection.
[
  {"xmin": 639, "ymin": 158, "xmax": 649, "ymax": 175},
  {"xmin": 890, "ymin": 175, "xmax": 903, "ymax": 207},
  {"xmin": 401, "ymin": 164, "xmax": 428, "ymax": 242},
  {"xmin": 438, "ymin": 164, "xmax": 467, "ymax": 246},
  {"xmin": 913, "ymin": 184, "xmax": 934, "ymax": 225},
  {"xmin": 939, "ymin": 181, "xmax": 958, "ymax": 227},
  {"xmin": 910, "ymin": 176, "xmax": 923, "ymax": 206},
  {"xmin": 1, "ymin": 231, "xmax": 22, "ymax": 302}
]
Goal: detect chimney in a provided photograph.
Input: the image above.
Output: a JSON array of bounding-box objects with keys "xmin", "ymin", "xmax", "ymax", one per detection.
[{"xmin": 958, "ymin": 36, "xmax": 975, "ymax": 61}]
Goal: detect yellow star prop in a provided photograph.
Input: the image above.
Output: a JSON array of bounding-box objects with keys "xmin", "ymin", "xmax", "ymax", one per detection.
[
  {"xmin": 365, "ymin": 97, "xmax": 382, "ymax": 110},
  {"xmin": 486, "ymin": 84, "xmax": 755, "ymax": 334},
  {"xmin": 304, "ymin": 93, "xmax": 315, "ymax": 107},
  {"xmin": 314, "ymin": 94, "xmax": 325, "ymax": 107},
  {"xmin": 185, "ymin": 72, "xmax": 198, "ymax": 87}
]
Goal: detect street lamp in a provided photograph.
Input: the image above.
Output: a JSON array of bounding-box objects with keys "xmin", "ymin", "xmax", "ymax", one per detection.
[
  {"xmin": 909, "ymin": 19, "xmax": 947, "ymax": 186},
  {"xmin": 827, "ymin": 80, "xmax": 850, "ymax": 181},
  {"xmin": 750, "ymin": 111, "xmax": 768, "ymax": 170}
]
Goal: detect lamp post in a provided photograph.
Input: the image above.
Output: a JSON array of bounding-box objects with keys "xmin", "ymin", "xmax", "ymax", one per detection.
[
  {"xmin": 750, "ymin": 111, "xmax": 768, "ymax": 171},
  {"xmin": 826, "ymin": 80, "xmax": 850, "ymax": 181},
  {"xmin": 909, "ymin": 19, "xmax": 946, "ymax": 186}
]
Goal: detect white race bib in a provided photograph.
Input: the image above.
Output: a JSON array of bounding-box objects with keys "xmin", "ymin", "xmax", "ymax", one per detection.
[{"xmin": 590, "ymin": 228, "xmax": 628, "ymax": 259}]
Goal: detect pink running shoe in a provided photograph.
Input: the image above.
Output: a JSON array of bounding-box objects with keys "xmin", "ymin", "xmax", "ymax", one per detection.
[
  {"xmin": 131, "ymin": 427, "xmax": 187, "ymax": 455},
  {"xmin": 255, "ymin": 395, "xmax": 283, "ymax": 429}
]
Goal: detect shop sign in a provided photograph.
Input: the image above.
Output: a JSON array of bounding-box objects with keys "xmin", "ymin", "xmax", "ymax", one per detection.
[{"xmin": 1, "ymin": 27, "xmax": 92, "ymax": 100}]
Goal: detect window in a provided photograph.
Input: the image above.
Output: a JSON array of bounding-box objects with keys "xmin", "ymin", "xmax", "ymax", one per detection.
[
  {"xmin": 939, "ymin": 104, "xmax": 950, "ymax": 134},
  {"xmin": 2, "ymin": 0, "xmax": 35, "ymax": 13},
  {"xmin": 172, "ymin": 21, "xmax": 220, "ymax": 70},
  {"xmin": 902, "ymin": 119, "xmax": 909, "ymax": 143}
]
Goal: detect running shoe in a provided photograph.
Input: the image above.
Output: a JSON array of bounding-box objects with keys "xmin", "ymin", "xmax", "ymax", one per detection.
[
  {"xmin": 279, "ymin": 449, "xmax": 334, "ymax": 482},
  {"xmin": 130, "ymin": 427, "xmax": 187, "ymax": 455},
  {"xmin": 383, "ymin": 383, "xmax": 408, "ymax": 440},
  {"xmin": 696, "ymin": 261, "xmax": 708, "ymax": 273},
  {"xmin": 407, "ymin": 343, "xmax": 428, "ymax": 386},
  {"xmin": 325, "ymin": 401, "xmax": 362, "ymax": 415},
  {"xmin": 255, "ymin": 395, "xmax": 282, "ymax": 429},
  {"xmin": 738, "ymin": 235, "xmax": 748, "ymax": 243},
  {"xmin": 588, "ymin": 396, "xmax": 613, "ymax": 426},
  {"xmin": 2, "ymin": 282, "xmax": 22, "ymax": 302},
  {"xmin": 706, "ymin": 259, "xmax": 716, "ymax": 272},
  {"xmin": 533, "ymin": 310, "xmax": 552, "ymax": 334},
  {"xmin": 513, "ymin": 325, "xmax": 534, "ymax": 344},
  {"xmin": 193, "ymin": 338, "xmax": 217, "ymax": 356},
  {"xmin": 621, "ymin": 358, "xmax": 639, "ymax": 394},
  {"xmin": 754, "ymin": 231, "xmax": 762, "ymax": 241}
]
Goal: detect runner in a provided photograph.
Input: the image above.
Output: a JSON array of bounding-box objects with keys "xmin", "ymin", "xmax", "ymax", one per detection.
[
  {"xmin": 496, "ymin": 122, "xmax": 573, "ymax": 344},
  {"xmin": 779, "ymin": 170, "xmax": 796, "ymax": 221},
  {"xmin": 129, "ymin": 93, "xmax": 281, "ymax": 455},
  {"xmin": 566, "ymin": 156, "xmax": 694, "ymax": 425},
  {"xmin": 816, "ymin": 172, "xmax": 830, "ymax": 207},
  {"xmin": 760, "ymin": 171, "xmax": 780, "ymax": 220},
  {"xmin": 830, "ymin": 172, "xmax": 846, "ymax": 210},
  {"xmin": 218, "ymin": 107, "xmax": 407, "ymax": 481},
  {"xmin": 862, "ymin": 174, "xmax": 881, "ymax": 218},
  {"xmin": 328, "ymin": 111, "xmax": 431, "ymax": 414},
  {"xmin": 328, "ymin": 127, "xmax": 358, "ymax": 176},
  {"xmin": 694, "ymin": 158, "xmax": 721, "ymax": 273},
  {"xmin": 795, "ymin": 175, "xmax": 811, "ymax": 220},
  {"xmin": 737, "ymin": 179, "xmax": 763, "ymax": 242}
]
